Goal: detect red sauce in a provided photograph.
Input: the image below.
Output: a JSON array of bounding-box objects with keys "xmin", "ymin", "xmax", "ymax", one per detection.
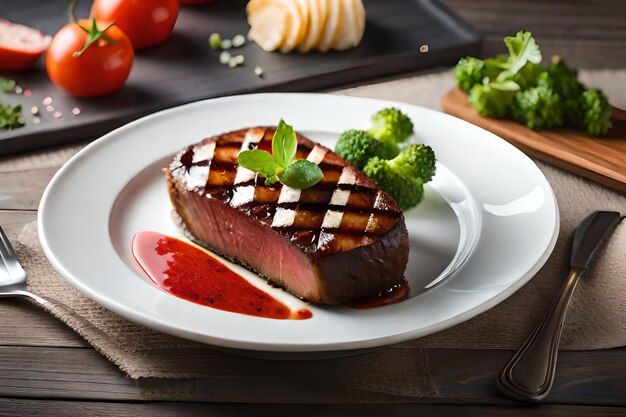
[
  {"xmin": 132, "ymin": 231, "xmax": 312, "ymax": 320},
  {"xmin": 348, "ymin": 280, "xmax": 410, "ymax": 309}
]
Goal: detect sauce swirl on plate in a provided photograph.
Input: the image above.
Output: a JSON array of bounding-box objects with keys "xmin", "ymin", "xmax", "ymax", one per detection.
[{"xmin": 132, "ymin": 231, "xmax": 312, "ymax": 320}]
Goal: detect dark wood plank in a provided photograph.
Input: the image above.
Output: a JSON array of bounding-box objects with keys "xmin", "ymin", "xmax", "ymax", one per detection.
[
  {"xmin": 0, "ymin": 299, "xmax": 87, "ymax": 348},
  {"xmin": 0, "ymin": 345, "xmax": 624, "ymax": 404},
  {"xmin": 0, "ymin": 167, "xmax": 58, "ymax": 210},
  {"xmin": 443, "ymin": 0, "xmax": 626, "ymax": 68},
  {"xmin": 427, "ymin": 348, "xmax": 626, "ymax": 406},
  {"xmin": 0, "ymin": 399, "xmax": 625, "ymax": 417},
  {"xmin": 0, "ymin": 143, "xmax": 81, "ymax": 173},
  {"xmin": 0, "ymin": 211, "xmax": 36, "ymax": 234},
  {"xmin": 0, "ymin": 347, "xmax": 141, "ymax": 400}
]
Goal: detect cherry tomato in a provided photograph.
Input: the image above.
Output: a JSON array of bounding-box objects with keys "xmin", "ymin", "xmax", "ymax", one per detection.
[
  {"xmin": 0, "ymin": 19, "xmax": 51, "ymax": 71},
  {"xmin": 91, "ymin": 0, "xmax": 179, "ymax": 49},
  {"xmin": 45, "ymin": 19, "xmax": 133, "ymax": 97}
]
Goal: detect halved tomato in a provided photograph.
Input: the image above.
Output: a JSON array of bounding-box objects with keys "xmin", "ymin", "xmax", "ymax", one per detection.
[{"xmin": 0, "ymin": 19, "xmax": 51, "ymax": 71}]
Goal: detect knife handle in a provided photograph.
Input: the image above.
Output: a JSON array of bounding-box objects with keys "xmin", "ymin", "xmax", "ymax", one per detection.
[{"xmin": 496, "ymin": 267, "xmax": 584, "ymax": 402}]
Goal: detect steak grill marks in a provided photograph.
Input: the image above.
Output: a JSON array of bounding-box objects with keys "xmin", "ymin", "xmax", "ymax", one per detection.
[{"xmin": 172, "ymin": 127, "xmax": 401, "ymax": 256}]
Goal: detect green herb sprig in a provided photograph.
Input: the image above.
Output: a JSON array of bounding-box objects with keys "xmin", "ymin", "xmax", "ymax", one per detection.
[
  {"xmin": 237, "ymin": 120, "xmax": 324, "ymax": 189},
  {"xmin": 0, "ymin": 103, "xmax": 26, "ymax": 130}
]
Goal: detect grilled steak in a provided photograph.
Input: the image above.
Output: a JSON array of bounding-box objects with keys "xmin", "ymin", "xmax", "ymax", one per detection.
[{"xmin": 166, "ymin": 127, "xmax": 409, "ymax": 304}]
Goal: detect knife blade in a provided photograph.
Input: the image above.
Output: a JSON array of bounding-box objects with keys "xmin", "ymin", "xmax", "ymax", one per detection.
[{"xmin": 570, "ymin": 211, "xmax": 622, "ymax": 269}]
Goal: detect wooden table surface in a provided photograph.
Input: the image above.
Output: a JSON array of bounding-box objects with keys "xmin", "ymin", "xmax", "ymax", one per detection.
[{"xmin": 1, "ymin": 1, "xmax": 625, "ymax": 416}]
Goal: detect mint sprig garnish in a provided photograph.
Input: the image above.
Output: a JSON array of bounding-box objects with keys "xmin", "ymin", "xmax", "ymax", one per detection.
[
  {"xmin": 237, "ymin": 120, "xmax": 324, "ymax": 189},
  {"xmin": 237, "ymin": 148, "xmax": 281, "ymax": 184}
]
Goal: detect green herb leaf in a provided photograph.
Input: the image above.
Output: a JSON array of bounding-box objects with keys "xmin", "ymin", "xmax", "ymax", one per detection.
[
  {"xmin": 262, "ymin": 174, "xmax": 278, "ymax": 185},
  {"xmin": 279, "ymin": 160, "xmax": 323, "ymax": 189},
  {"xmin": 272, "ymin": 119, "xmax": 297, "ymax": 168},
  {"xmin": 504, "ymin": 31, "xmax": 542, "ymax": 74},
  {"xmin": 237, "ymin": 149, "xmax": 280, "ymax": 178},
  {"xmin": 0, "ymin": 78, "xmax": 16, "ymax": 93},
  {"xmin": 0, "ymin": 103, "xmax": 26, "ymax": 130}
]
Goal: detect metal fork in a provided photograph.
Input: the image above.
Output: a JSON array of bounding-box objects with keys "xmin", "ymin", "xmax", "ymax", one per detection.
[
  {"xmin": 0, "ymin": 225, "xmax": 47, "ymax": 305},
  {"xmin": 1, "ymin": 224, "xmax": 106, "ymax": 342}
]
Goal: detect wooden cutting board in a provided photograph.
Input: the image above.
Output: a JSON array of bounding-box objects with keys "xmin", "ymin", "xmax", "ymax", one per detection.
[{"xmin": 441, "ymin": 87, "xmax": 626, "ymax": 194}]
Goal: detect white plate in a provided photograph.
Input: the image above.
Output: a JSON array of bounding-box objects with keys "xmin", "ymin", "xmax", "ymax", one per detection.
[{"xmin": 39, "ymin": 93, "xmax": 558, "ymax": 352}]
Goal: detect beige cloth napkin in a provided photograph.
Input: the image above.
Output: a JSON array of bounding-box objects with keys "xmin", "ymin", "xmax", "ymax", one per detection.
[{"xmin": 10, "ymin": 70, "xmax": 626, "ymax": 380}]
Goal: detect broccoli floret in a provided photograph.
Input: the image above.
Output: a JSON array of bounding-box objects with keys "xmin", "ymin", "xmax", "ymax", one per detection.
[
  {"xmin": 460, "ymin": 33, "xmax": 613, "ymax": 136},
  {"xmin": 391, "ymin": 143, "xmax": 437, "ymax": 183},
  {"xmin": 581, "ymin": 88, "xmax": 612, "ymax": 136},
  {"xmin": 540, "ymin": 59, "xmax": 611, "ymax": 135},
  {"xmin": 362, "ymin": 145, "xmax": 436, "ymax": 211},
  {"xmin": 537, "ymin": 71, "xmax": 580, "ymax": 127},
  {"xmin": 364, "ymin": 157, "xmax": 424, "ymax": 211},
  {"xmin": 334, "ymin": 129, "xmax": 398, "ymax": 169},
  {"xmin": 379, "ymin": 139, "xmax": 400, "ymax": 160},
  {"xmin": 468, "ymin": 83, "xmax": 516, "ymax": 118},
  {"xmin": 455, "ymin": 57, "xmax": 485, "ymax": 93},
  {"xmin": 368, "ymin": 107, "xmax": 414, "ymax": 144},
  {"xmin": 545, "ymin": 57, "xmax": 583, "ymax": 99},
  {"xmin": 539, "ymin": 58, "xmax": 584, "ymax": 126},
  {"xmin": 512, "ymin": 85, "xmax": 563, "ymax": 130}
]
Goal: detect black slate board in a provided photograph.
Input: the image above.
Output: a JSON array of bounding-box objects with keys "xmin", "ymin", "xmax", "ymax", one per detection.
[{"xmin": 0, "ymin": 0, "xmax": 479, "ymax": 155}]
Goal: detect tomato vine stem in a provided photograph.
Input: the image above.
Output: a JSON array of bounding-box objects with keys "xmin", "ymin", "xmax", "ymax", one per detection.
[
  {"xmin": 68, "ymin": 0, "xmax": 118, "ymax": 57},
  {"xmin": 73, "ymin": 19, "xmax": 118, "ymax": 57}
]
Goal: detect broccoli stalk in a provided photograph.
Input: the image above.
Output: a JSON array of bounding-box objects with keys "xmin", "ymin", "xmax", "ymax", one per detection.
[
  {"xmin": 363, "ymin": 144, "xmax": 436, "ymax": 211},
  {"xmin": 368, "ymin": 107, "xmax": 414, "ymax": 144},
  {"xmin": 513, "ymin": 61, "xmax": 544, "ymax": 89},
  {"xmin": 468, "ymin": 80, "xmax": 520, "ymax": 118},
  {"xmin": 334, "ymin": 129, "xmax": 399, "ymax": 170},
  {"xmin": 483, "ymin": 55, "xmax": 509, "ymax": 81}
]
